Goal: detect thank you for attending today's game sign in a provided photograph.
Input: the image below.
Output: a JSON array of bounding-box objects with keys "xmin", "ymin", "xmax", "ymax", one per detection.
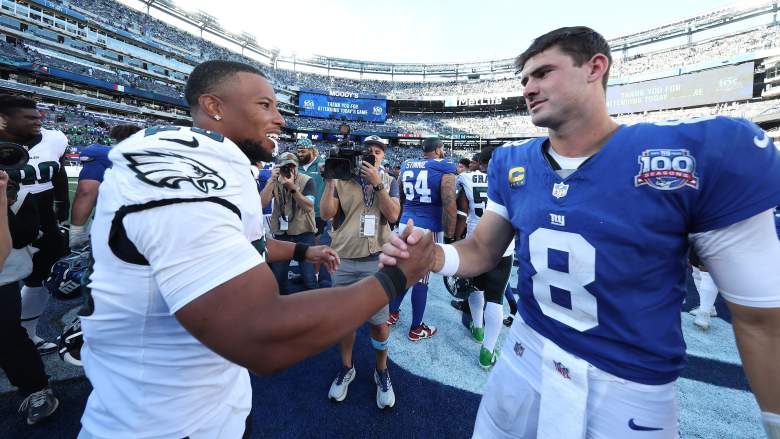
[
  {"xmin": 298, "ymin": 88, "xmax": 387, "ymax": 122},
  {"xmin": 606, "ymin": 63, "xmax": 754, "ymax": 114}
]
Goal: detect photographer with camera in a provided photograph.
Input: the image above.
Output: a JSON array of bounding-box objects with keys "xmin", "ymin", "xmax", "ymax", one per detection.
[
  {"xmin": 261, "ymin": 152, "xmax": 318, "ymax": 293},
  {"xmin": 0, "ymin": 155, "xmax": 59, "ymax": 425},
  {"xmin": 320, "ymin": 135, "xmax": 401, "ymax": 409}
]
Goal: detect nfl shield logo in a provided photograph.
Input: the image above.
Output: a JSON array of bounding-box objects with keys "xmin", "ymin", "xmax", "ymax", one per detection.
[{"xmin": 552, "ymin": 182, "xmax": 569, "ymax": 198}]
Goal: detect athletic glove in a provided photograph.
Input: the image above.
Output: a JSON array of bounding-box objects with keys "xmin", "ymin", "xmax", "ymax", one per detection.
[
  {"xmin": 69, "ymin": 224, "xmax": 89, "ymax": 249},
  {"xmin": 54, "ymin": 200, "xmax": 70, "ymax": 223}
]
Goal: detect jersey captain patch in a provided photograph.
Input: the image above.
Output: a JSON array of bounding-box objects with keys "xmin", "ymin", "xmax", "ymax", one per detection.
[
  {"xmin": 125, "ymin": 151, "xmax": 226, "ymax": 194},
  {"xmin": 634, "ymin": 148, "xmax": 698, "ymax": 191}
]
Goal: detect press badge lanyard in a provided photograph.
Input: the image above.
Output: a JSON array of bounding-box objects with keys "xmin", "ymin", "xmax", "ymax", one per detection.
[{"xmin": 358, "ymin": 176, "xmax": 377, "ymax": 237}]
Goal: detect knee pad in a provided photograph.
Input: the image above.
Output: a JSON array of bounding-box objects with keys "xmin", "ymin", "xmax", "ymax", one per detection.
[{"xmin": 371, "ymin": 336, "xmax": 389, "ymax": 351}]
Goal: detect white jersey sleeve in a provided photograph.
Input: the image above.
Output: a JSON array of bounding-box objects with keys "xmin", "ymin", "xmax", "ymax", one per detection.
[
  {"xmin": 691, "ymin": 209, "xmax": 780, "ymax": 308},
  {"xmin": 123, "ymin": 202, "xmax": 264, "ymax": 314}
]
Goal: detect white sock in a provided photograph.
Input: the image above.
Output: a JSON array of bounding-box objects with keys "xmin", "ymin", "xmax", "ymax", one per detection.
[
  {"xmin": 483, "ymin": 302, "xmax": 503, "ymax": 352},
  {"xmin": 698, "ymin": 271, "xmax": 719, "ymax": 313},
  {"xmin": 468, "ymin": 291, "xmax": 485, "ymax": 328},
  {"xmin": 20, "ymin": 286, "xmax": 50, "ymax": 339},
  {"xmin": 691, "ymin": 266, "xmax": 702, "ymax": 294}
]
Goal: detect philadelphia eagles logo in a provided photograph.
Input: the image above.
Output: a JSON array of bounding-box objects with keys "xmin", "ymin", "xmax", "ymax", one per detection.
[{"xmin": 124, "ymin": 151, "xmax": 226, "ymax": 193}]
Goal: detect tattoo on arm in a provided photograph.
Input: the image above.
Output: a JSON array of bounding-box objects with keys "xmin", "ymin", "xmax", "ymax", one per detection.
[{"xmin": 441, "ymin": 174, "xmax": 457, "ymax": 238}]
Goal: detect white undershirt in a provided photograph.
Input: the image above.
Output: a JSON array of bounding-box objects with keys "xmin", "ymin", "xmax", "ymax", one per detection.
[{"xmin": 547, "ymin": 146, "xmax": 589, "ymax": 177}]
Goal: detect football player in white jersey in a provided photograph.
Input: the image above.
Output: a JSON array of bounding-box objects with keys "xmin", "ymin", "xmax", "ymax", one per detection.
[
  {"xmin": 0, "ymin": 94, "xmax": 69, "ymax": 355},
  {"xmin": 77, "ymin": 60, "xmax": 433, "ymax": 439},
  {"xmin": 455, "ymin": 145, "xmax": 515, "ymax": 369},
  {"xmin": 381, "ymin": 27, "xmax": 780, "ymax": 439}
]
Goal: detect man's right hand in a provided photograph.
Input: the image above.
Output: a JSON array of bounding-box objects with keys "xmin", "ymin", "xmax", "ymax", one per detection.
[
  {"xmin": 384, "ymin": 219, "xmax": 434, "ymax": 288},
  {"xmin": 270, "ymin": 166, "xmax": 280, "ymax": 182}
]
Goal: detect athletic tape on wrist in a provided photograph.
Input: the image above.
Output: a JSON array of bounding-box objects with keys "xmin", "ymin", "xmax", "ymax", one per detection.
[
  {"xmin": 763, "ymin": 412, "xmax": 780, "ymax": 439},
  {"xmin": 293, "ymin": 243, "xmax": 309, "ymax": 262},
  {"xmin": 435, "ymin": 243, "xmax": 460, "ymax": 276},
  {"xmin": 373, "ymin": 266, "xmax": 406, "ymax": 303}
]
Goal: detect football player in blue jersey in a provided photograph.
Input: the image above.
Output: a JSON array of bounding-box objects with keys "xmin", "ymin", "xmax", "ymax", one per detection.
[
  {"xmin": 381, "ymin": 27, "xmax": 780, "ymax": 438},
  {"xmin": 387, "ymin": 137, "xmax": 457, "ymax": 341},
  {"xmin": 69, "ymin": 124, "xmax": 140, "ymax": 249}
]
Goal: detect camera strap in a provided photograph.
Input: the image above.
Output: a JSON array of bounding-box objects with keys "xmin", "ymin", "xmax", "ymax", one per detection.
[
  {"xmin": 274, "ymin": 182, "xmax": 297, "ymax": 223},
  {"xmin": 359, "ymin": 176, "xmax": 376, "ymax": 209}
]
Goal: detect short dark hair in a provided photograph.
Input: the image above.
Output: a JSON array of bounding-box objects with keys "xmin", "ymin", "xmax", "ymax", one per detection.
[
  {"xmin": 458, "ymin": 158, "xmax": 471, "ymax": 167},
  {"xmin": 422, "ymin": 137, "xmax": 443, "ymax": 152},
  {"xmin": 184, "ymin": 60, "xmax": 266, "ymax": 108},
  {"xmin": 0, "ymin": 94, "xmax": 37, "ymax": 116},
  {"xmin": 110, "ymin": 124, "xmax": 141, "ymax": 143},
  {"xmin": 471, "ymin": 153, "xmax": 481, "ymax": 163},
  {"xmin": 479, "ymin": 146, "xmax": 498, "ymax": 165},
  {"xmin": 515, "ymin": 26, "xmax": 612, "ymax": 90}
]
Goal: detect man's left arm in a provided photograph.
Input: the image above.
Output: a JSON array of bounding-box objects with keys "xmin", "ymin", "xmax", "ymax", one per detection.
[
  {"xmin": 440, "ymin": 173, "xmax": 457, "ymax": 240},
  {"xmin": 53, "ymin": 156, "xmax": 69, "ymax": 222},
  {"xmin": 362, "ymin": 162, "xmax": 399, "ymax": 223},
  {"xmin": 692, "ymin": 210, "xmax": 780, "ymax": 420},
  {"xmin": 266, "ymin": 235, "xmax": 340, "ymax": 272}
]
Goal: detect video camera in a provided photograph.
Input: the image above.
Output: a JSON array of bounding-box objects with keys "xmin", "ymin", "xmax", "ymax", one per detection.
[{"xmin": 323, "ymin": 140, "xmax": 375, "ymax": 180}]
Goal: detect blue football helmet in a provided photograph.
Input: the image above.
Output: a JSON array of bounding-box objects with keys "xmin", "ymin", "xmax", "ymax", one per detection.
[{"xmin": 45, "ymin": 245, "xmax": 91, "ymax": 300}]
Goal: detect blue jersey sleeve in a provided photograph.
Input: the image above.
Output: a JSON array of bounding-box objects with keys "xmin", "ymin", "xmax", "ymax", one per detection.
[
  {"xmin": 431, "ymin": 159, "xmax": 456, "ymax": 174},
  {"xmin": 78, "ymin": 161, "xmax": 109, "ymax": 182},
  {"xmin": 487, "ymin": 148, "xmax": 508, "ymax": 208},
  {"xmin": 691, "ymin": 117, "xmax": 780, "ymax": 233}
]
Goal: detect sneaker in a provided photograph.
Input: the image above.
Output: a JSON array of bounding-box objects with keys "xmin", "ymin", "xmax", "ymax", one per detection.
[
  {"xmin": 688, "ymin": 307, "xmax": 717, "ymax": 317},
  {"xmin": 503, "ymin": 315, "xmax": 514, "ymax": 327},
  {"xmin": 451, "ymin": 300, "xmax": 471, "ymax": 315},
  {"xmin": 693, "ymin": 309, "xmax": 712, "ymax": 331},
  {"xmin": 386, "ymin": 311, "xmax": 400, "ymax": 326},
  {"xmin": 479, "ymin": 347, "xmax": 499, "ymax": 370},
  {"xmin": 328, "ymin": 365, "xmax": 356, "ymax": 402},
  {"xmin": 408, "ymin": 323, "xmax": 437, "ymax": 341},
  {"xmin": 32, "ymin": 336, "xmax": 57, "ymax": 355},
  {"xmin": 469, "ymin": 322, "xmax": 484, "ymax": 343},
  {"xmin": 373, "ymin": 368, "xmax": 395, "ymax": 409},
  {"xmin": 19, "ymin": 387, "xmax": 59, "ymax": 425}
]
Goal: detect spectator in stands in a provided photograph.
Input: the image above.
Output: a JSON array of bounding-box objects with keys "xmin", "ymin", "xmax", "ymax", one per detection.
[
  {"xmin": 320, "ymin": 135, "xmax": 400, "ymax": 409},
  {"xmin": 264, "ymin": 152, "xmax": 318, "ymax": 294},
  {"xmin": 0, "ymin": 169, "xmax": 59, "ymax": 425}
]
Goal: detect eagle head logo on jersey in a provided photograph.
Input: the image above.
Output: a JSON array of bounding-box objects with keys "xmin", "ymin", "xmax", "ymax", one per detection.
[
  {"xmin": 635, "ymin": 149, "xmax": 699, "ymax": 191},
  {"xmin": 124, "ymin": 151, "xmax": 226, "ymax": 194}
]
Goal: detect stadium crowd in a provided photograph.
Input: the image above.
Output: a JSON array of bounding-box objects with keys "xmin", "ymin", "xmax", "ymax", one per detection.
[{"xmin": 13, "ymin": 0, "xmax": 780, "ymax": 101}]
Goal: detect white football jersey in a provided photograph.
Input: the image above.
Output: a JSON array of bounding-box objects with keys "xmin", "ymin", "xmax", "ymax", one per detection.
[
  {"xmin": 458, "ymin": 170, "xmax": 514, "ymax": 257},
  {"xmin": 80, "ymin": 126, "xmax": 266, "ymax": 439},
  {"xmin": 11, "ymin": 128, "xmax": 68, "ymax": 194}
]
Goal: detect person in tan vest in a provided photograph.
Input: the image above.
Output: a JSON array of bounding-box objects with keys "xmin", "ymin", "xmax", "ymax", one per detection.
[
  {"xmin": 261, "ymin": 152, "xmax": 317, "ymax": 293},
  {"xmin": 320, "ymin": 135, "xmax": 400, "ymax": 410}
]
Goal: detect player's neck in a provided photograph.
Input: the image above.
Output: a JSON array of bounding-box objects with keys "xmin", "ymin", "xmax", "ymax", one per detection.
[
  {"xmin": 549, "ymin": 114, "xmax": 619, "ymax": 158},
  {"xmin": 0, "ymin": 129, "xmax": 32, "ymax": 143}
]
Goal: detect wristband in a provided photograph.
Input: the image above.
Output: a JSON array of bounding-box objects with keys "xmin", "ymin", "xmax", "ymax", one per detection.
[
  {"xmin": 293, "ymin": 243, "xmax": 309, "ymax": 262},
  {"xmin": 443, "ymin": 236, "xmax": 456, "ymax": 244},
  {"xmin": 434, "ymin": 243, "xmax": 459, "ymax": 276},
  {"xmin": 764, "ymin": 412, "xmax": 780, "ymax": 439},
  {"xmin": 373, "ymin": 266, "xmax": 407, "ymax": 303}
]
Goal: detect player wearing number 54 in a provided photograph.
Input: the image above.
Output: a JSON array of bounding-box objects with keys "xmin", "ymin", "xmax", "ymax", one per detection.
[{"xmin": 380, "ymin": 26, "xmax": 780, "ymax": 439}]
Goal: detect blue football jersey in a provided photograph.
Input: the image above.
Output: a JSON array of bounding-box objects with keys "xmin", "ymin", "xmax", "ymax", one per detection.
[
  {"xmin": 399, "ymin": 157, "xmax": 456, "ymax": 232},
  {"xmin": 256, "ymin": 162, "xmax": 274, "ymax": 215},
  {"xmin": 78, "ymin": 144, "xmax": 112, "ymax": 182},
  {"xmin": 488, "ymin": 116, "xmax": 780, "ymax": 385}
]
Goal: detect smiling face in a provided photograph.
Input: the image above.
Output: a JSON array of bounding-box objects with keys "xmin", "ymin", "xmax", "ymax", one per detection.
[
  {"xmin": 520, "ymin": 46, "xmax": 597, "ymax": 131},
  {"xmin": 196, "ymin": 71, "xmax": 285, "ymax": 163}
]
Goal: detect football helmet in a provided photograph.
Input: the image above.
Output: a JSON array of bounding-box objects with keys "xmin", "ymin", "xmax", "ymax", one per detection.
[
  {"xmin": 45, "ymin": 245, "xmax": 91, "ymax": 300},
  {"xmin": 57, "ymin": 317, "xmax": 83, "ymax": 367},
  {"xmin": 443, "ymin": 275, "xmax": 478, "ymax": 299}
]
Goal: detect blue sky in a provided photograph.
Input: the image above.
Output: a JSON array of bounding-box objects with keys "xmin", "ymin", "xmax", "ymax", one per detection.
[{"xmin": 121, "ymin": 0, "xmax": 753, "ymax": 63}]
